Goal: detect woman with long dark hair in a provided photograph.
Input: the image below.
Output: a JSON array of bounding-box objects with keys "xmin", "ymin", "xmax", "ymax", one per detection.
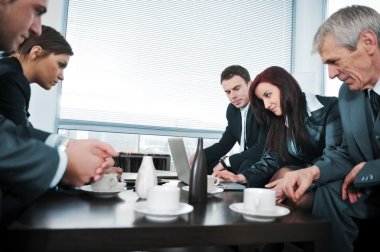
[{"xmin": 215, "ymin": 66, "xmax": 345, "ymax": 208}]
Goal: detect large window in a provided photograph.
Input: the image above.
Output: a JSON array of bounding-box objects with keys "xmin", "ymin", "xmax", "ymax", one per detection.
[
  {"xmin": 324, "ymin": 0, "xmax": 380, "ymax": 96},
  {"xmin": 59, "ymin": 0, "xmax": 293, "ymax": 153}
]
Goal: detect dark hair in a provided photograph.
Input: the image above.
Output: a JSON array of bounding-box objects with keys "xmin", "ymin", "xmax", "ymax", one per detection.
[
  {"xmin": 249, "ymin": 66, "xmax": 309, "ymax": 160},
  {"xmin": 220, "ymin": 65, "xmax": 250, "ymax": 84},
  {"xmin": 17, "ymin": 25, "xmax": 73, "ymax": 58}
]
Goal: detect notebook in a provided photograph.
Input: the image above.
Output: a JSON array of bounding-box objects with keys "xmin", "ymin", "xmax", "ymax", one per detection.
[{"xmin": 168, "ymin": 138, "xmax": 246, "ymax": 191}]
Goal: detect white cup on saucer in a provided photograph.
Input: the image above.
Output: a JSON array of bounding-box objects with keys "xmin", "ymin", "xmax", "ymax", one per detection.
[
  {"xmin": 207, "ymin": 175, "xmax": 220, "ymax": 191},
  {"xmin": 147, "ymin": 186, "xmax": 180, "ymax": 213},
  {"xmin": 243, "ymin": 188, "xmax": 276, "ymax": 213},
  {"xmin": 91, "ymin": 173, "xmax": 118, "ymax": 192}
]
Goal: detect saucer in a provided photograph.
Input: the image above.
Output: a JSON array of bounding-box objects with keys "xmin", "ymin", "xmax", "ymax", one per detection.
[
  {"xmin": 181, "ymin": 186, "xmax": 224, "ymax": 195},
  {"xmin": 229, "ymin": 203, "xmax": 290, "ymax": 222},
  {"xmin": 118, "ymin": 190, "xmax": 139, "ymax": 203},
  {"xmin": 134, "ymin": 201, "xmax": 193, "ymax": 221},
  {"xmin": 79, "ymin": 183, "xmax": 126, "ymax": 198}
]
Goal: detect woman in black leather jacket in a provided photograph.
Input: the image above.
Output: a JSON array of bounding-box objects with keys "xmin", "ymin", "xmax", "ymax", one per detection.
[{"xmin": 214, "ymin": 66, "xmax": 344, "ymax": 209}]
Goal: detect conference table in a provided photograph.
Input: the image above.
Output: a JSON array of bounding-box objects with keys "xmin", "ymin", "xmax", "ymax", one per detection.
[{"xmin": 3, "ymin": 179, "xmax": 329, "ymax": 252}]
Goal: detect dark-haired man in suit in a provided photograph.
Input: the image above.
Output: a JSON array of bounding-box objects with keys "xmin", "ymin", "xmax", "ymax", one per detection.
[{"xmin": 201, "ymin": 65, "xmax": 267, "ymax": 175}]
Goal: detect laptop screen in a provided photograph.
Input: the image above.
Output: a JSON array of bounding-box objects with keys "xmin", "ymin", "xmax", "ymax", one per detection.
[
  {"xmin": 168, "ymin": 138, "xmax": 191, "ymax": 184},
  {"xmin": 168, "ymin": 137, "xmax": 246, "ymax": 191}
]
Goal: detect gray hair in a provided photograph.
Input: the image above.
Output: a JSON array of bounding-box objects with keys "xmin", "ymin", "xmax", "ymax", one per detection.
[{"xmin": 312, "ymin": 5, "xmax": 380, "ymax": 53}]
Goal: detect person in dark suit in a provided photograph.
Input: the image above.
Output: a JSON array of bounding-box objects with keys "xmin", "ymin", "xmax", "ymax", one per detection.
[
  {"xmin": 201, "ymin": 65, "xmax": 267, "ymax": 175},
  {"xmin": 0, "ymin": 24, "xmax": 123, "ymax": 178},
  {"xmin": 215, "ymin": 66, "xmax": 345, "ymax": 209},
  {"xmin": 0, "ymin": 25, "xmax": 73, "ymax": 127},
  {"xmin": 275, "ymin": 5, "xmax": 380, "ymax": 252},
  {"xmin": 0, "ymin": 0, "xmax": 118, "ymax": 228}
]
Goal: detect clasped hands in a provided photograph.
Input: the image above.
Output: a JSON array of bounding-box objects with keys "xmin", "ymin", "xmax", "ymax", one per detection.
[{"xmin": 63, "ymin": 139, "xmax": 122, "ymax": 186}]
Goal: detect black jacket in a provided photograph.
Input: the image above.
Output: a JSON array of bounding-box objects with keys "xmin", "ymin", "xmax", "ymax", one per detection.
[
  {"xmin": 0, "ymin": 57, "xmax": 31, "ymax": 127},
  {"xmin": 242, "ymin": 94, "xmax": 344, "ymax": 187},
  {"xmin": 204, "ymin": 103, "xmax": 267, "ymax": 174}
]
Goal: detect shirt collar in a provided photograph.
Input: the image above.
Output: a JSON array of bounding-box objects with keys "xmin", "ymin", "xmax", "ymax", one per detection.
[
  {"xmin": 240, "ymin": 102, "xmax": 250, "ymax": 114},
  {"xmin": 371, "ymin": 78, "xmax": 380, "ymax": 95},
  {"xmin": 305, "ymin": 93, "xmax": 323, "ymax": 116}
]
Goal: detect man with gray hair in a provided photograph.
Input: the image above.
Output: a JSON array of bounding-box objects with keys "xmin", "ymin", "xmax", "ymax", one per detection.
[{"xmin": 273, "ymin": 5, "xmax": 380, "ymax": 252}]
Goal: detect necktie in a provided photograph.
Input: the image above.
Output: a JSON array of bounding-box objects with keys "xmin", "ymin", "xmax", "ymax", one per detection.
[
  {"xmin": 369, "ymin": 90, "xmax": 380, "ymax": 118},
  {"xmin": 240, "ymin": 109, "xmax": 247, "ymax": 152}
]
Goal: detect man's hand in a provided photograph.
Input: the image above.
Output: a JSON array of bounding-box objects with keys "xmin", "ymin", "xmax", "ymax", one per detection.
[
  {"xmin": 342, "ymin": 162, "xmax": 365, "ymax": 203},
  {"xmin": 62, "ymin": 139, "xmax": 118, "ymax": 186},
  {"xmin": 213, "ymin": 170, "xmax": 246, "ymax": 184},
  {"xmin": 211, "ymin": 162, "xmax": 225, "ymax": 176},
  {"xmin": 267, "ymin": 166, "xmax": 319, "ymax": 203}
]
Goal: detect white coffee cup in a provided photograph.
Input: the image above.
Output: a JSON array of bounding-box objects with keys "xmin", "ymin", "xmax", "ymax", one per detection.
[
  {"xmin": 91, "ymin": 173, "xmax": 118, "ymax": 192},
  {"xmin": 147, "ymin": 186, "xmax": 180, "ymax": 213},
  {"xmin": 207, "ymin": 175, "xmax": 220, "ymax": 191},
  {"xmin": 243, "ymin": 188, "xmax": 276, "ymax": 213}
]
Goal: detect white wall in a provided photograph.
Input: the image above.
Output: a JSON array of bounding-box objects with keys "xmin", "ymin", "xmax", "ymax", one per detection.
[
  {"xmin": 292, "ymin": 0, "xmax": 325, "ymax": 94},
  {"xmin": 29, "ymin": 0, "xmax": 326, "ymax": 131}
]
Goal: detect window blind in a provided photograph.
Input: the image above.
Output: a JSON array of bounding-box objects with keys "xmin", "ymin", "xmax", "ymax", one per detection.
[{"xmin": 60, "ymin": 0, "xmax": 293, "ymax": 136}]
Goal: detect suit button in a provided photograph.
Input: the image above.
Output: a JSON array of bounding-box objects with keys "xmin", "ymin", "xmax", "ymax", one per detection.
[
  {"xmin": 376, "ymin": 136, "xmax": 380, "ymax": 140},
  {"xmin": 369, "ymin": 174, "xmax": 374, "ymax": 180}
]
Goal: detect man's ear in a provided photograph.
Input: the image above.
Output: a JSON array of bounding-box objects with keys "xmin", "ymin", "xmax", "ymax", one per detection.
[
  {"xmin": 29, "ymin": 45, "xmax": 43, "ymax": 60},
  {"xmin": 359, "ymin": 29, "xmax": 378, "ymax": 55}
]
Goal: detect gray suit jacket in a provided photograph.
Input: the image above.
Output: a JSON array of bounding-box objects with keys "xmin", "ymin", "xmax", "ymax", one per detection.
[
  {"xmin": 338, "ymin": 85, "xmax": 380, "ymax": 188},
  {"xmin": 0, "ymin": 115, "xmax": 59, "ymax": 228}
]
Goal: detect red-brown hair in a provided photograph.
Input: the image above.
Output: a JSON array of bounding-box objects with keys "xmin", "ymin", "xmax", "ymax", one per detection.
[{"xmin": 249, "ymin": 66, "xmax": 309, "ymax": 161}]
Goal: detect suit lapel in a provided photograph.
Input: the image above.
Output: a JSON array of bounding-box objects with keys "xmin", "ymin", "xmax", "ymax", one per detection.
[
  {"xmin": 350, "ymin": 92, "xmax": 374, "ymax": 160},
  {"xmin": 373, "ymin": 113, "xmax": 380, "ymax": 155}
]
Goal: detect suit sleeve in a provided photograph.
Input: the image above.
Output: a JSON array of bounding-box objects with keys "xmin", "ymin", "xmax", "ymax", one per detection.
[
  {"xmin": 204, "ymin": 104, "xmax": 238, "ymax": 173},
  {"xmin": 204, "ymin": 104, "xmax": 267, "ymax": 174},
  {"xmin": 315, "ymin": 92, "xmax": 356, "ymax": 184},
  {"xmin": 241, "ymin": 150, "xmax": 281, "ymax": 187},
  {"xmin": 12, "ymin": 124, "xmax": 50, "ymax": 142},
  {"xmin": 354, "ymin": 160, "xmax": 380, "ymax": 187},
  {"xmin": 229, "ymin": 124, "xmax": 267, "ymax": 173},
  {"xmin": 0, "ymin": 116, "xmax": 59, "ymax": 205}
]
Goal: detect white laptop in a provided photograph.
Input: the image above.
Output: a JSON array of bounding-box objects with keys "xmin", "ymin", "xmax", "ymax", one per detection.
[{"xmin": 168, "ymin": 138, "xmax": 246, "ymax": 191}]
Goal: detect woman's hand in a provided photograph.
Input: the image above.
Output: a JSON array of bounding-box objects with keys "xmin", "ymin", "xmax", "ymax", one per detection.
[
  {"xmin": 213, "ymin": 169, "xmax": 239, "ymax": 182},
  {"xmin": 266, "ymin": 178, "xmax": 286, "ymax": 204}
]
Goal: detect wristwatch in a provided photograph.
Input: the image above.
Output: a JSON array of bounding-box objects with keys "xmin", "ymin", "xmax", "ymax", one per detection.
[{"xmin": 219, "ymin": 156, "xmax": 229, "ymax": 169}]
